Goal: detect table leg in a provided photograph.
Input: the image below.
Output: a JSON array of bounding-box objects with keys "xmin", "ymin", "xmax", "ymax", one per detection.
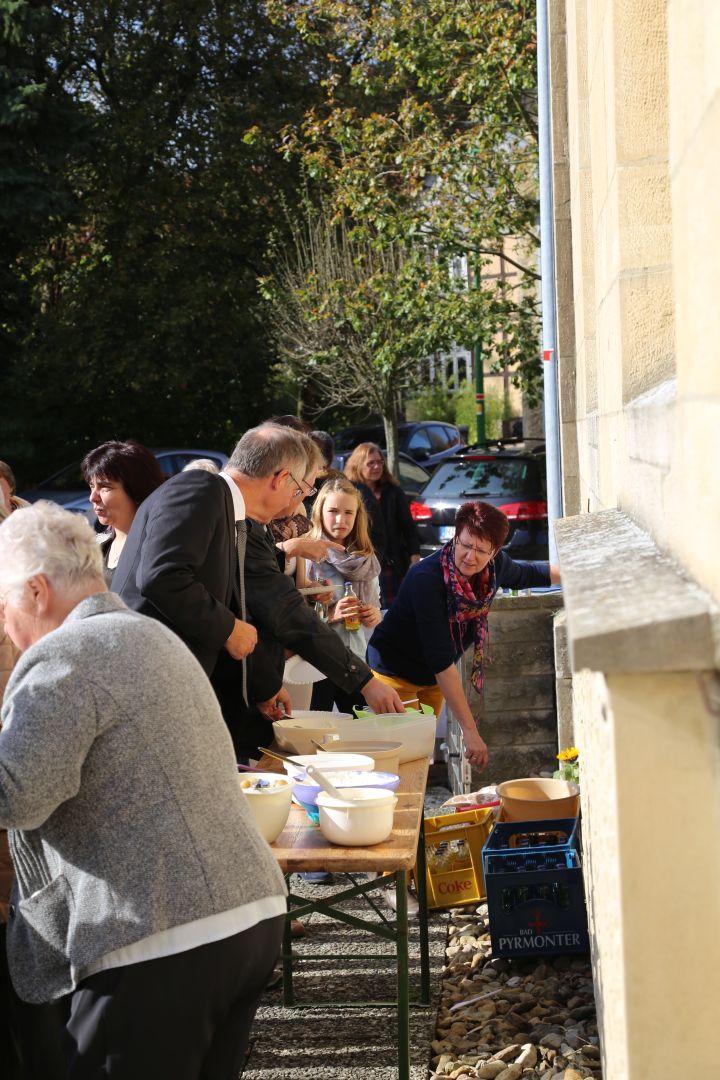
[
  {"xmin": 416, "ymin": 816, "xmax": 431, "ymax": 1005},
  {"xmin": 395, "ymin": 869, "xmax": 410, "ymax": 1080}
]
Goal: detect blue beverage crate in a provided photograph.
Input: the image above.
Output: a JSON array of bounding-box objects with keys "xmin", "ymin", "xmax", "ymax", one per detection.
[{"xmin": 482, "ymin": 818, "xmax": 589, "ymax": 958}]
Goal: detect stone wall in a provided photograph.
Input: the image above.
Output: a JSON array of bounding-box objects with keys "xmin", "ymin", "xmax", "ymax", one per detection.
[
  {"xmin": 549, "ymin": 2, "xmax": 720, "ymax": 1074},
  {"xmin": 445, "ymin": 591, "xmax": 564, "ymax": 792}
]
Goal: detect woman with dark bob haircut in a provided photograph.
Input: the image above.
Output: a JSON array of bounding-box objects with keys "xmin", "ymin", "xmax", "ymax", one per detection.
[
  {"xmin": 82, "ymin": 440, "xmax": 165, "ymax": 584},
  {"xmin": 368, "ymin": 501, "xmax": 560, "ymax": 771}
]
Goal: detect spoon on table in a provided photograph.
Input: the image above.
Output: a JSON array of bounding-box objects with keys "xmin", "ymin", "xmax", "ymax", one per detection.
[{"xmin": 258, "ymin": 746, "xmax": 348, "ymax": 801}]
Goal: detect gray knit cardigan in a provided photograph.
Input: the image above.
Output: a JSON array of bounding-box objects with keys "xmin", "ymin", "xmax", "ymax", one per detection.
[{"xmin": 0, "ymin": 592, "xmax": 286, "ymax": 1003}]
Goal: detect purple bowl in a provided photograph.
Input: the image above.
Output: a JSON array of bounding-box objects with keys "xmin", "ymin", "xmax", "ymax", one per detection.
[{"xmin": 291, "ymin": 769, "xmax": 400, "ymax": 808}]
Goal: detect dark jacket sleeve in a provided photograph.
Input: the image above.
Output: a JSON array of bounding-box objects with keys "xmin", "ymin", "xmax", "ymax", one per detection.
[
  {"xmin": 125, "ymin": 473, "xmax": 236, "ymax": 656},
  {"xmin": 248, "ymin": 639, "xmax": 284, "ymax": 702},
  {"xmin": 245, "ymin": 522, "xmax": 372, "ymax": 693},
  {"xmin": 355, "ymin": 482, "xmax": 386, "ymax": 562},
  {"xmin": 494, "ymin": 551, "xmax": 551, "ymax": 590}
]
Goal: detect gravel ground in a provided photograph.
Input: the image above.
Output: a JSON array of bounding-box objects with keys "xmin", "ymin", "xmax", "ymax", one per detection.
[
  {"xmin": 241, "ymin": 786, "xmax": 601, "ymax": 1080},
  {"xmin": 242, "ymin": 787, "xmax": 451, "ymax": 1079}
]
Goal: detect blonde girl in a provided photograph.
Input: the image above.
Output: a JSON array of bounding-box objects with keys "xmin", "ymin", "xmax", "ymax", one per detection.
[{"xmin": 308, "ymin": 477, "xmax": 382, "ymax": 712}]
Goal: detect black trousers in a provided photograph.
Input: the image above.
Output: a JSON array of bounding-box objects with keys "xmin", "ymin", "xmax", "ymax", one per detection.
[
  {"xmin": 0, "ymin": 923, "xmax": 68, "ymax": 1080},
  {"xmin": 65, "ymin": 913, "xmax": 285, "ymax": 1079}
]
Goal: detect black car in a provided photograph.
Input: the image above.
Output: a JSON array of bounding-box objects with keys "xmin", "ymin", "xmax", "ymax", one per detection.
[
  {"xmin": 331, "ymin": 449, "xmax": 431, "ymax": 497},
  {"xmin": 333, "ymin": 420, "xmax": 465, "ymax": 469},
  {"xmin": 19, "ymin": 448, "xmax": 229, "ymax": 521},
  {"xmin": 409, "ymin": 446, "xmax": 549, "ymax": 560}
]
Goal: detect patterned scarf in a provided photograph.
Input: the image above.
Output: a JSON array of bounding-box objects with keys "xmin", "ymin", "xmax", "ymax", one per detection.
[{"xmin": 440, "ymin": 540, "xmax": 497, "ymax": 694}]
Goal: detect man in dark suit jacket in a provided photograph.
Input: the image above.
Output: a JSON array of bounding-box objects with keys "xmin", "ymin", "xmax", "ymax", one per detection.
[{"xmin": 115, "ymin": 424, "xmax": 403, "ymax": 757}]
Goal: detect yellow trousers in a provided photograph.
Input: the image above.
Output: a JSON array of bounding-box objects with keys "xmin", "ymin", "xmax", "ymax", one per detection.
[{"xmin": 370, "ymin": 670, "xmax": 445, "ymax": 718}]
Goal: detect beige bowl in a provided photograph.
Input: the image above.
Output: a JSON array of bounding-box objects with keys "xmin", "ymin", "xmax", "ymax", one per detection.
[
  {"xmin": 332, "ymin": 713, "xmax": 436, "ymax": 764},
  {"xmin": 496, "ymin": 777, "xmax": 580, "ymax": 822},
  {"xmin": 238, "ymin": 773, "xmax": 293, "ymax": 843},
  {"xmin": 322, "ymin": 739, "xmax": 402, "ymax": 777},
  {"xmin": 316, "ymin": 788, "xmax": 398, "ymax": 847},
  {"xmin": 272, "ymin": 711, "xmax": 349, "ymax": 756}
]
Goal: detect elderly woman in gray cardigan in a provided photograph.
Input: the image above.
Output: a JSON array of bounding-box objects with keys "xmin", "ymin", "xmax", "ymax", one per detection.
[{"xmin": 0, "ymin": 502, "xmax": 287, "ymax": 1079}]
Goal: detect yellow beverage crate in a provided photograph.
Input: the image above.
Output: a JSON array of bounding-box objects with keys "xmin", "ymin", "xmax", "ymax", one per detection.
[{"xmin": 419, "ymin": 807, "xmax": 496, "ymax": 910}]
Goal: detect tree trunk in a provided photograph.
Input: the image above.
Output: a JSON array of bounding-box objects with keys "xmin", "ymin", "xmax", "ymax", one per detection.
[{"xmin": 383, "ymin": 397, "xmax": 401, "ymax": 480}]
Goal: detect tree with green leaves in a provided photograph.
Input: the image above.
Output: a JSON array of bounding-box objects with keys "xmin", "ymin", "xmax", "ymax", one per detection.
[
  {"xmin": 1, "ymin": 0, "xmax": 333, "ymax": 481},
  {"xmin": 267, "ymin": 0, "xmax": 542, "ymax": 427},
  {"xmin": 262, "ymin": 203, "xmax": 501, "ymax": 472},
  {"xmin": 0, "ymin": 0, "xmax": 91, "ymax": 467}
]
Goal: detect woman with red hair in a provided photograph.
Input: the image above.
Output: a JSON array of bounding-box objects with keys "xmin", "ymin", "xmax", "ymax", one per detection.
[{"xmin": 368, "ymin": 501, "xmax": 560, "ymax": 770}]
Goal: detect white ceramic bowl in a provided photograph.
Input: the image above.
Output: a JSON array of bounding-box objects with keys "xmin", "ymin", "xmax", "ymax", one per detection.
[
  {"xmin": 316, "ymin": 788, "xmax": 398, "ymax": 846},
  {"xmin": 238, "ymin": 772, "xmax": 293, "ymax": 843},
  {"xmin": 321, "ymin": 739, "xmax": 402, "ymax": 777},
  {"xmin": 332, "ymin": 712, "xmax": 437, "ymax": 764},
  {"xmin": 273, "ymin": 711, "xmax": 350, "ymax": 756},
  {"xmin": 281, "ymin": 752, "xmax": 374, "ymax": 780}
]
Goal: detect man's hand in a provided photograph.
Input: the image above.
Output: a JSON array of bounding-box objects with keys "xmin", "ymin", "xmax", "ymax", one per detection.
[
  {"xmin": 256, "ymin": 687, "xmax": 293, "ymax": 723},
  {"xmin": 362, "ymin": 677, "xmax": 406, "ymax": 714},
  {"xmin": 463, "ymin": 727, "xmax": 489, "ymax": 771},
  {"xmin": 282, "ymin": 536, "xmax": 345, "ymax": 562},
  {"xmin": 224, "ymin": 618, "xmax": 257, "ymax": 660},
  {"xmin": 409, "ymin": 554, "xmax": 421, "ymax": 566}
]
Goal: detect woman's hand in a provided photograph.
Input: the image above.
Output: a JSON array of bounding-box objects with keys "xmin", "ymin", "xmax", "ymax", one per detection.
[
  {"xmin": 304, "ymin": 576, "xmax": 335, "ymax": 605},
  {"xmin": 462, "ymin": 727, "xmax": 489, "ymax": 771},
  {"xmin": 434, "ymin": 663, "xmax": 489, "ymax": 771},
  {"xmin": 330, "ymin": 594, "xmax": 360, "ymax": 623},
  {"xmin": 359, "ymin": 603, "xmax": 382, "ymax": 628}
]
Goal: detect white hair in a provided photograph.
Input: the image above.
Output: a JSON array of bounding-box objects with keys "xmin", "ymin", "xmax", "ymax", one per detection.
[
  {"xmin": 182, "ymin": 458, "xmax": 220, "ymax": 474},
  {"xmin": 0, "ymin": 501, "xmax": 105, "ymax": 601}
]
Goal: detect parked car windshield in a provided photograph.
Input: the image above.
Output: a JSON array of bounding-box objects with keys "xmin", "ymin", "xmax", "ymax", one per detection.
[
  {"xmin": 37, "ymin": 464, "xmax": 87, "ymax": 492},
  {"xmin": 422, "ymin": 457, "xmax": 541, "ymax": 499}
]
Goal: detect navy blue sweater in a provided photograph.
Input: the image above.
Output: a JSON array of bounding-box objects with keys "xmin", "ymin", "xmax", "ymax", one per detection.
[{"xmin": 367, "ymin": 548, "xmax": 551, "ymax": 687}]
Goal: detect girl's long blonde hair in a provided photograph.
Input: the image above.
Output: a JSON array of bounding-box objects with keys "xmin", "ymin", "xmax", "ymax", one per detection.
[{"xmin": 311, "ymin": 476, "xmax": 375, "ymax": 557}]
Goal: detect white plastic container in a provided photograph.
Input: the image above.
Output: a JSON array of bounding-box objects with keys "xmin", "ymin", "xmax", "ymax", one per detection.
[
  {"xmin": 238, "ymin": 773, "xmax": 293, "ymax": 843},
  {"xmin": 280, "ymin": 752, "xmax": 374, "ymax": 780},
  {"xmin": 272, "ymin": 711, "xmax": 351, "ymax": 755},
  {"xmin": 332, "ymin": 712, "xmax": 436, "ymax": 764},
  {"xmin": 316, "ymin": 788, "xmax": 398, "ymax": 846}
]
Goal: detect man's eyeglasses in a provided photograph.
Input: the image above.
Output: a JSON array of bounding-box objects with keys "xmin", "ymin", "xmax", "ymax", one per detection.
[{"xmin": 287, "ymin": 472, "xmax": 317, "ymax": 499}]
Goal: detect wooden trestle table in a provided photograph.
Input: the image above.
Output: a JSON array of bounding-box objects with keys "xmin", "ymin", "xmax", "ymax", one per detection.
[{"xmin": 257, "ymin": 752, "xmax": 433, "ymax": 1080}]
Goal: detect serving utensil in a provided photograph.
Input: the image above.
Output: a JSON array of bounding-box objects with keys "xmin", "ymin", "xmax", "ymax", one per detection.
[{"xmin": 258, "ymin": 746, "xmax": 347, "ymax": 801}]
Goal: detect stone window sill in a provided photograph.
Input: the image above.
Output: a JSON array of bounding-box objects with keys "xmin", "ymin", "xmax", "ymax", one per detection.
[{"xmin": 554, "ymin": 508, "xmax": 719, "ymax": 673}]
